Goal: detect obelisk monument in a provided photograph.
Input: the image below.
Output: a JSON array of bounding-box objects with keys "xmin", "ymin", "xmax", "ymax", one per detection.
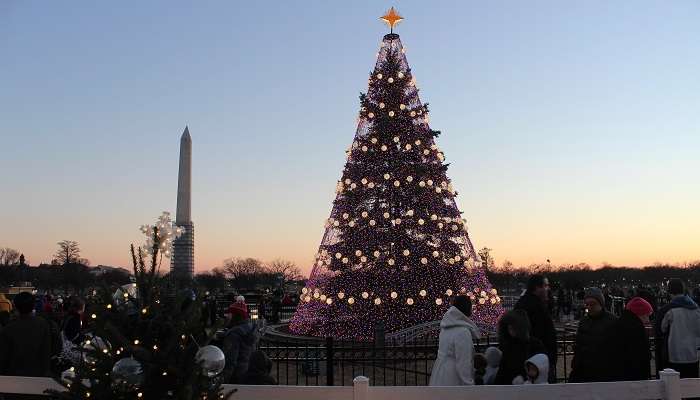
[{"xmin": 172, "ymin": 126, "xmax": 194, "ymax": 279}]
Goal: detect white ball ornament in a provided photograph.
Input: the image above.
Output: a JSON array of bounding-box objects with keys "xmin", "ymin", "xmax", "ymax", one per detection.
[
  {"xmin": 384, "ymin": 173, "xmax": 390, "ymax": 180},
  {"xmin": 405, "ymin": 144, "xmax": 412, "ymax": 150},
  {"xmin": 195, "ymin": 346, "xmax": 226, "ymax": 378},
  {"xmin": 419, "ymin": 181, "xmax": 426, "ymax": 187},
  {"xmin": 395, "ymin": 218, "xmax": 402, "ymax": 225},
  {"xmin": 355, "ymin": 250, "xmax": 362, "ymax": 256},
  {"xmin": 362, "ymin": 292, "xmax": 369, "ymax": 299},
  {"xmin": 333, "ymin": 220, "xmax": 340, "ymax": 227},
  {"xmin": 374, "ymin": 250, "xmax": 380, "ymax": 257},
  {"xmin": 407, "ymin": 210, "xmax": 414, "ymax": 216},
  {"xmin": 349, "ymin": 221, "xmax": 356, "ymax": 227},
  {"xmin": 383, "ymin": 212, "xmax": 390, "ymax": 219},
  {"xmin": 427, "ymin": 180, "xmax": 434, "ymax": 186},
  {"xmin": 361, "ymin": 211, "xmax": 368, "ymax": 218},
  {"xmin": 388, "ymin": 77, "xmax": 394, "ymax": 83},
  {"xmin": 393, "ymin": 136, "xmax": 400, "ymax": 143},
  {"xmin": 361, "ymin": 178, "xmax": 368, "ymax": 184},
  {"xmin": 410, "ymin": 111, "xmax": 416, "ymax": 117},
  {"xmin": 452, "ymin": 225, "xmax": 459, "ymax": 231},
  {"xmin": 431, "ymin": 214, "xmax": 437, "ymax": 221},
  {"xmin": 369, "ymin": 219, "xmax": 376, "ymax": 226},
  {"xmin": 436, "ymin": 187, "xmax": 442, "ymax": 193},
  {"xmin": 421, "ymin": 257, "xmax": 428, "ymax": 265},
  {"xmin": 403, "ymin": 249, "xmax": 410, "ymax": 256},
  {"xmin": 371, "ymin": 137, "xmax": 378, "ymax": 144},
  {"xmin": 391, "ymin": 291, "xmax": 398, "ymax": 299},
  {"xmin": 377, "ymin": 73, "xmax": 383, "ymax": 79},
  {"xmin": 398, "ymin": 72, "xmax": 405, "ymax": 78},
  {"xmin": 423, "ymin": 149, "xmax": 430, "ymax": 155},
  {"xmin": 368, "ymin": 112, "xmax": 374, "ymax": 118},
  {"xmin": 360, "ymin": 256, "xmax": 367, "ymax": 262},
  {"xmin": 418, "ymin": 219, "xmax": 425, "ymax": 225},
  {"xmin": 361, "ymin": 146, "xmax": 368, "ymax": 152},
  {"xmin": 449, "ymin": 258, "xmax": 455, "ymax": 264},
  {"xmin": 388, "ymin": 111, "xmax": 395, "ymax": 117},
  {"xmin": 374, "ymin": 298, "xmax": 382, "ymax": 305},
  {"xmin": 379, "ymin": 102, "xmax": 385, "ymax": 109},
  {"xmin": 446, "ymin": 289, "xmax": 453, "ymax": 296},
  {"xmin": 320, "ymin": 294, "xmax": 327, "ymax": 301},
  {"xmin": 406, "ymin": 176, "xmax": 413, "ymax": 182},
  {"xmin": 438, "ymin": 223, "xmax": 444, "ymax": 229},
  {"xmin": 455, "ymin": 256, "xmax": 461, "ymax": 262},
  {"xmin": 420, "ymin": 290, "xmax": 427, "ymax": 297},
  {"xmin": 433, "ymin": 251, "xmax": 439, "ymax": 257},
  {"xmin": 335, "ymin": 253, "xmax": 342, "ymax": 259},
  {"xmin": 436, "ymin": 298, "xmax": 443, "ymax": 305},
  {"xmin": 387, "ymin": 259, "xmax": 395, "ymax": 266},
  {"xmin": 381, "ymin": 145, "xmax": 388, "ymax": 151},
  {"xmin": 348, "ymin": 297, "xmax": 355, "ymax": 304},
  {"xmin": 415, "ymin": 139, "xmax": 421, "ymax": 145},
  {"xmin": 400, "ymin": 104, "xmax": 406, "ymax": 110},
  {"xmin": 342, "ymin": 257, "xmax": 348, "ymax": 264},
  {"xmin": 407, "ymin": 298, "xmax": 414, "ymax": 305},
  {"xmin": 342, "ymin": 213, "xmax": 349, "ymax": 219},
  {"xmin": 393, "ymin": 180, "xmax": 400, "ymax": 187}
]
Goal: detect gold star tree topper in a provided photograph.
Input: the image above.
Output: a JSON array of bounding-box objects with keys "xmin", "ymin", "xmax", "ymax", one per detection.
[{"xmin": 380, "ymin": 7, "xmax": 403, "ymax": 33}]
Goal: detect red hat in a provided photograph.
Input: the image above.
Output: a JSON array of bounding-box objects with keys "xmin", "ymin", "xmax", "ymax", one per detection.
[
  {"xmin": 228, "ymin": 302, "xmax": 248, "ymax": 320},
  {"xmin": 626, "ymin": 297, "xmax": 653, "ymax": 317}
]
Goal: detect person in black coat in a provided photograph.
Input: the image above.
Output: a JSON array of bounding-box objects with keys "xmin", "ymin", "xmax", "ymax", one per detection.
[
  {"xmin": 606, "ymin": 297, "xmax": 653, "ymax": 381},
  {"xmin": 514, "ymin": 275, "xmax": 557, "ymax": 382},
  {"xmin": 494, "ymin": 310, "xmax": 547, "ymax": 385},
  {"xmin": 569, "ymin": 288, "xmax": 617, "ymax": 382},
  {"xmin": 240, "ymin": 350, "xmax": 277, "ymax": 385},
  {"xmin": 0, "ymin": 292, "xmax": 53, "ymax": 377}
]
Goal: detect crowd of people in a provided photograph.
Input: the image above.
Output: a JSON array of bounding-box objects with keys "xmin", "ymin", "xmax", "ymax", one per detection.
[
  {"xmin": 0, "ymin": 291, "xmax": 278, "ymax": 386},
  {"xmin": 430, "ymin": 275, "xmax": 700, "ymax": 386}
]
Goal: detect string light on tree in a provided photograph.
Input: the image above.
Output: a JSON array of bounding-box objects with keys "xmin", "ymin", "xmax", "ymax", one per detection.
[{"xmin": 290, "ymin": 8, "xmax": 502, "ymax": 340}]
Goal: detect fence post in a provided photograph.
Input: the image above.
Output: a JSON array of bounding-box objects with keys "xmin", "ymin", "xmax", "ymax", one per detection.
[
  {"xmin": 660, "ymin": 368, "xmax": 681, "ymax": 400},
  {"xmin": 326, "ymin": 336, "xmax": 334, "ymax": 386},
  {"xmin": 353, "ymin": 376, "xmax": 369, "ymax": 400}
]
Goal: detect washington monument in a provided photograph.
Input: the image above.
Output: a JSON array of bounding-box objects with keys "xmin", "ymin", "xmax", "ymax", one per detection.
[{"xmin": 172, "ymin": 126, "xmax": 194, "ymax": 278}]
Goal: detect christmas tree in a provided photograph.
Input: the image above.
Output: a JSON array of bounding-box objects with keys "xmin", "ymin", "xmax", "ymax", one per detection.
[
  {"xmin": 290, "ymin": 9, "xmax": 503, "ymax": 340},
  {"xmin": 51, "ymin": 212, "xmax": 232, "ymax": 400}
]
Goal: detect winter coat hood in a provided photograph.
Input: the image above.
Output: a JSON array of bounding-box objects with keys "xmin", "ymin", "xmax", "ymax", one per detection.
[
  {"xmin": 525, "ymin": 353, "xmax": 549, "ymax": 384},
  {"xmin": 670, "ymin": 295, "xmax": 698, "ymax": 310},
  {"xmin": 440, "ymin": 306, "xmax": 481, "ymax": 339},
  {"xmin": 227, "ymin": 321, "xmax": 258, "ymax": 345},
  {"xmin": 485, "ymin": 346, "xmax": 502, "ymax": 367}
]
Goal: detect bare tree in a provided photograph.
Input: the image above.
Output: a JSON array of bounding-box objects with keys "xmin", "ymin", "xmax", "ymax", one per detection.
[
  {"xmin": 55, "ymin": 240, "xmax": 83, "ymax": 265},
  {"xmin": 222, "ymin": 257, "xmax": 264, "ymax": 279},
  {"xmin": 267, "ymin": 259, "xmax": 303, "ymax": 282},
  {"xmin": 478, "ymin": 247, "xmax": 495, "ymax": 272},
  {"xmin": 0, "ymin": 247, "xmax": 21, "ymax": 266}
]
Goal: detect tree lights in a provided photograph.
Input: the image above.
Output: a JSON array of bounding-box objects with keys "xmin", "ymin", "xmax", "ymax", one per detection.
[{"xmin": 289, "ymin": 31, "xmax": 502, "ymax": 340}]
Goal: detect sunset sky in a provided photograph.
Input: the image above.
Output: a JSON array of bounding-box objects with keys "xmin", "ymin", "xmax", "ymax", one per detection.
[{"xmin": 1, "ymin": 1, "xmax": 698, "ymax": 275}]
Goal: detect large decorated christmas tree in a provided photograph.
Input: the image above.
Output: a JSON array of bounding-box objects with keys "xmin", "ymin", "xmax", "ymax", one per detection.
[{"xmin": 290, "ymin": 9, "xmax": 503, "ymax": 340}]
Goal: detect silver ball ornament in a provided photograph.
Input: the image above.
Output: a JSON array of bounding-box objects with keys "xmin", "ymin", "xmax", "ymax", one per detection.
[{"xmin": 195, "ymin": 345, "xmax": 225, "ymax": 377}]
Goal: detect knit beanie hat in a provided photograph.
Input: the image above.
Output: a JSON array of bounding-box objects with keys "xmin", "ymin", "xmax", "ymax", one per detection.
[
  {"xmin": 626, "ymin": 297, "xmax": 653, "ymax": 317},
  {"xmin": 584, "ymin": 287, "xmax": 605, "ymax": 307}
]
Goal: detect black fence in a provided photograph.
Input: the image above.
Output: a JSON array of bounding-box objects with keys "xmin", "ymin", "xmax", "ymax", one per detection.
[{"xmin": 258, "ymin": 331, "xmax": 660, "ymax": 386}]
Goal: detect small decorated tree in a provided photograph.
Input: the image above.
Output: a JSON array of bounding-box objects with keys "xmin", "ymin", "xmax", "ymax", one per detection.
[{"xmin": 52, "ymin": 212, "xmax": 232, "ymax": 400}]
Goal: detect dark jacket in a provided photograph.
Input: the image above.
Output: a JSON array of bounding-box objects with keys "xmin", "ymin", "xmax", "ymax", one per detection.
[
  {"xmin": 514, "ymin": 292, "xmax": 557, "ymax": 367},
  {"xmin": 222, "ymin": 321, "xmax": 259, "ymax": 383},
  {"xmin": 494, "ymin": 310, "xmax": 547, "ymax": 385},
  {"xmin": 0, "ymin": 315, "xmax": 53, "ymax": 376},
  {"xmin": 240, "ymin": 350, "xmax": 277, "ymax": 385},
  {"xmin": 569, "ymin": 310, "xmax": 617, "ymax": 382},
  {"xmin": 607, "ymin": 310, "xmax": 651, "ymax": 381}
]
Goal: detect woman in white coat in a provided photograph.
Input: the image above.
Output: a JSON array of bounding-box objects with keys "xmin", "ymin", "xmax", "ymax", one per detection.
[{"xmin": 429, "ymin": 295, "xmax": 481, "ymax": 386}]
